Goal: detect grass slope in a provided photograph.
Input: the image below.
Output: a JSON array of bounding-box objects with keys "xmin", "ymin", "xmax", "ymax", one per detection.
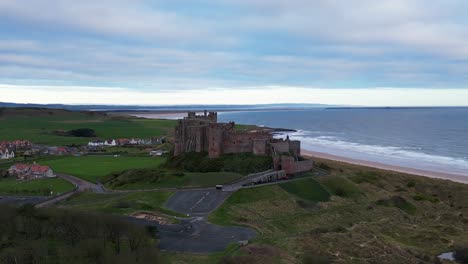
[
  {"xmin": 204, "ymin": 157, "xmax": 468, "ymax": 264},
  {"xmin": 57, "ymin": 191, "xmax": 182, "ymax": 217},
  {"xmin": 104, "ymin": 171, "xmax": 243, "ymax": 190},
  {"xmin": 42, "ymin": 156, "xmax": 165, "ymax": 183},
  {"xmin": 279, "ymin": 178, "xmax": 330, "ymax": 202},
  {"xmin": 0, "ymin": 177, "xmax": 75, "ymax": 196},
  {"xmin": 0, "ymin": 108, "xmax": 176, "ymax": 145}
]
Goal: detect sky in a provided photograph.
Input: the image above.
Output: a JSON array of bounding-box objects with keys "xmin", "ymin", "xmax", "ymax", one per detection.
[{"xmin": 1, "ymin": 0, "xmax": 468, "ymax": 106}]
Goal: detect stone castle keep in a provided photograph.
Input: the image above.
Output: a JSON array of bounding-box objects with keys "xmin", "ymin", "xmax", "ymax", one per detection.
[{"xmin": 174, "ymin": 111, "xmax": 313, "ymax": 175}]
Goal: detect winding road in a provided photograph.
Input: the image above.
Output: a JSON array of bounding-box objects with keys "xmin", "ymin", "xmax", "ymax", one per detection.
[{"xmin": 11, "ymin": 168, "xmax": 326, "ymax": 253}]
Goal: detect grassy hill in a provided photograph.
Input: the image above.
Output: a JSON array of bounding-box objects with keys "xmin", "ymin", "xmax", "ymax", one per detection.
[
  {"xmin": 0, "ymin": 108, "xmax": 176, "ymax": 145},
  {"xmin": 171, "ymin": 157, "xmax": 468, "ymax": 264}
]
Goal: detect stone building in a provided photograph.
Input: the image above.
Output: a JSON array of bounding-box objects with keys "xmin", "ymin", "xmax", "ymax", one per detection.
[
  {"xmin": 8, "ymin": 163, "xmax": 54, "ymax": 180},
  {"xmin": 174, "ymin": 111, "xmax": 313, "ymax": 175}
]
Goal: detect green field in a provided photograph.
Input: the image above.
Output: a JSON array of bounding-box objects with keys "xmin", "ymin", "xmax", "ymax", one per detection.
[
  {"xmin": 0, "ymin": 177, "xmax": 75, "ymax": 196},
  {"xmin": 0, "ymin": 108, "xmax": 176, "ymax": 145},
  {"xmin": 105, "ymin": 171, "xmax": 243, "ymax": 190},
  {"xmin": 279, "ymin": 178, "xmax": 330, "ymax": 202},
  {"xmin": 58, "ymin": 190, "xmax": 182, "ymax": 217},
  {"xmin": 41, "ymin": 156, "xmax": 166, "ymax": 183}
]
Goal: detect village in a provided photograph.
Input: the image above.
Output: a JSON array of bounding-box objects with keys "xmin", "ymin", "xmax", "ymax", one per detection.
[{"xmin": 0, "ymin": 136, "xmax": 167, "ymax": 181}]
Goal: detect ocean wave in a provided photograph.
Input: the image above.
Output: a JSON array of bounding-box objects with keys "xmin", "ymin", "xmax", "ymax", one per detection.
[{"xmin": 280, "ymin": 130, "xmax": 468, "ymax": 174}]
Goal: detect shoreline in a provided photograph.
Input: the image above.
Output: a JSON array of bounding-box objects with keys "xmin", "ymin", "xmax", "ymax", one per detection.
[
  {"xmin": 302, "ymin": 149, "xmax": 468, "ymax": 184},
  {"xmin": 115, "ymin": 110, "xmax": 468, "ymax": 185}
]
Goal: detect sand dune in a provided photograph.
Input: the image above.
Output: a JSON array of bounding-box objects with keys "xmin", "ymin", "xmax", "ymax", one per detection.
[{"xmin": 302, "ymin": 149, "xmax": 468, "ymax": 184}]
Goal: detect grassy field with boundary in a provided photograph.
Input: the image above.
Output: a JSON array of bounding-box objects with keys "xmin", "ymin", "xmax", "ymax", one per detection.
[
  {"xmin": 0, "ymin": 177, "xmax": 75, "ymax": 196},
  {"xmin": 41, "ymin": 156, "xmax": 166, "ymax": 183},
  {"xmin": 57, "ymin": 190, "xmax": 182, "ymax": 217},
  {"xmin": 0, "ymin": 108, "xmax": 176, "ymax": 145}
]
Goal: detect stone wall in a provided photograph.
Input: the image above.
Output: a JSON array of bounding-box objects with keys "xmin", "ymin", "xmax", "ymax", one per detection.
[
  {"xmin": 274, "ymin": 156, "xmax": 314, "ymax": 175},
  {"xmin": 174, "ymin": 111, "xmax": 313, "ymax": 176},
  {"xmin": 270, "ymin": 138, "xmax": 301, "ymax": 156}
]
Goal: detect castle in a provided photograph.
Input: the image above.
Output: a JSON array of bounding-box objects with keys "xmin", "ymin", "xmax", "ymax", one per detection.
[{"xmin": 174, "ymin": 111, "xmax": 313, "ymax": 175}]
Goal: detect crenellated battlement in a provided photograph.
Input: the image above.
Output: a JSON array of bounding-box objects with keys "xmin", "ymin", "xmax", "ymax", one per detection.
[{"xmin": 173, "ymin": 111, "xmax": 312, "ymax": 175}]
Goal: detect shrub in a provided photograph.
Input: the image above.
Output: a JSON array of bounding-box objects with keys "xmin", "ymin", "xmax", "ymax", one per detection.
[
  {"xmin": 406, "ymin": 180, "xmax": 416, "ymax": 188},
  {"xmin": 302, "ymin": 252, "xmax": 332, "ymax": 264},
  {"xmin": 412, "ymin": 193, "xmax": 439, "ymax": 203},
  {"xmin": 317, "ymin": 163, "xmax": 331, "ymax": 171},
  {"xmin": 67, "ymin": 128, "xmax": 96, "ymax": 137},
  {"xmin": 376, "ymin": 196, "xmax": 416, "ymax": 214},
  {"xmin": 166, "ymin": 152, "xmax": 272, "ymax": 175},
  {"xmin": 321, "ymin": 177, "xmax": 361, "ymax": 198},
  {"xmin": 351, "ymin": 171, "xmax": 379, "ymax": 184}
]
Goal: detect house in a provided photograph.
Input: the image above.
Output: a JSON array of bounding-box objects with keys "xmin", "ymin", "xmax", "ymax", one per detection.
[
  {"xmin": 9, "ymin": 164, "xmax": 30, "ymax": 175},
  {"xmin": 0, "ymin": 140, "xmax": 32, "ymax": 150},
  {"xmin": 104, "ymin": 139, "xmax": 117, "ymax": 146},
  {"xmin": 117, "ymin": 138, "xmax": 131, "ymax": 145},
  {"xmin": 0, "ymin": 148, "xmax": 15, "ymax": 159},
  {"xmin": 8, "ymin": 163, "xmax": 54, "ymax": 180},
  {"xmin": 30, "ymin": 164, "xmax": 54, "ymax": 178},
  {"xmin": 88, "ymin": 140, "xmax": 105, "ymax": 147}
]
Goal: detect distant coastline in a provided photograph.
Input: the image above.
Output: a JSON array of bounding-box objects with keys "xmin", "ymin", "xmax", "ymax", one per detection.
[{"xmin": 130, "ymin": 109, "xmax": 468, "ymax": 184}]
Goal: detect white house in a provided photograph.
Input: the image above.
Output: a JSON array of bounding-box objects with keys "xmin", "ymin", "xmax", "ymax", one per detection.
[
  {"xmin": 104, "ymin": 139, "xmax": 117, "ymax": 146},
  {"xmin": 0, "ymin": 149, "xmax": 15, "ymax": 159},
  {"xmin": 88, "ymin": 140, "xmax": 104, "ymax": 147}
]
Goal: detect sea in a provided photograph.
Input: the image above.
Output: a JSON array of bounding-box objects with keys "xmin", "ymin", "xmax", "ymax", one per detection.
[{"xmin": 216, "ymin": 108, "xmax": 468, "ymax": 177}]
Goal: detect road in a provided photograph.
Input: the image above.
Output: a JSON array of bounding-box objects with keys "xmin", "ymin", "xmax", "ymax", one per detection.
[
  {"xmin": 165, "ymin": 189, "xmax": 232, "ymax": 216},
  {"xmin": 56, "ymin": 173, "xmax": 106, "ymax": 193},
  {"xmin": 34, "ymin": 173, "xmax": 106, "ymax": 208},
  {"xmin": 0, "ymin": 195, "xmax": 48, "ymax": 205},
  {"xmin": 159, "ymin": 188, "xmax": 256, "ymax": 253},
  {"xmin": 3, "ymin": 168, "xmax": 327, "ymax": 253}
]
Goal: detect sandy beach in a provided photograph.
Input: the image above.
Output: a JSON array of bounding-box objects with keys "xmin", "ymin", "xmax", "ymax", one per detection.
[
  {"xmin": 120, "ymin": 110, "xmax": 468, "ymax": 185},
  {"xmin": 302, "ymin": 149, "xmax": 468, "ymax": 184}
]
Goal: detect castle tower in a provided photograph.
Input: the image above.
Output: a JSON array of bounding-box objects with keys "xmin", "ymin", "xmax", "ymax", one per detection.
[{"xmin": 207, "ymin": 124, "xmax": 224, "ymax": 158}]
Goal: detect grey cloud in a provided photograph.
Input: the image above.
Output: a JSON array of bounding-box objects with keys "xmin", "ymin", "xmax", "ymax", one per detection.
[{"xmin": 0, "ymin": 0, "xmax": 228, "ymax": 44}]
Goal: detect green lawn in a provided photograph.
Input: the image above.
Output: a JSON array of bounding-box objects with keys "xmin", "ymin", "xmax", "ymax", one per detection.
[
  {"xmin": 208, "ymin": 184, "xmax": 291, "ymax": 226},
  {"xmin": 41, "ymin": 156, "xmax": 166, "ymax": 183},
  {"xmin": 58, "ymin": 191, "xmax": 182, "ymax": 217},
  {"xmin": 0, "ymin": 109, "xmax": 176, "ymax": 145},
  {"xmin": 107, "ymin": 171, "xmax": 243, "ymax": 190},
  {"xmin": 279, "ymin": 178, "xmax": 330, "ymax": 202},
  {"xmin": 0, "ymin": 177, "xmax": 75, "ymax": 196},
  {"xmin": 320, "ymin": 176, "xmax": 362, "ymax": 198}
]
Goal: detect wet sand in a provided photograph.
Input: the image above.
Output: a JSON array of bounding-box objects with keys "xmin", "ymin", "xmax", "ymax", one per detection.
[{"xmin": 302, "ymin": 149, "xmax": 468, "ymax": 184}]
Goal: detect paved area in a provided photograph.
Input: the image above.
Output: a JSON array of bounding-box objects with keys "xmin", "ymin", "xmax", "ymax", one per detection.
[
  {"xmin": 0, "ymin": 196, "xmax": 47, "ymax": 205},
  {"xmin": 159, "ymin": 188, "xmax": 256, "ymax": 252},
  {"xmin": 157, "ymin": 218, "xmax": 256, "ymax": 253},
  {"xmin": 56, "ymin": 173, "xmax": 106, "ymax": 193},
  {"xmin": 165, "ymin": 189, "xmax": 232, "ymax": 216},
  {"xmin": 34, "ymin": 173, "xmax": 106, "ymax": 208}
]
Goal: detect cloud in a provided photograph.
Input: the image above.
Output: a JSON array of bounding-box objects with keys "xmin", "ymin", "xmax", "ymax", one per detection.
[
  {"xmin": 229, "ymin": 0, "xmax": 468, "ymax": 58},
  {"xmin": 1, "ymin": 84, "xmax": 467, "ymax": 106},
  {"xmin": 0, "ymin": 0, "xmax": 227, "ymax": 43},
  {"xmin": 0, "ymin": 0, "xmax": 468, "ymax": 92}
]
